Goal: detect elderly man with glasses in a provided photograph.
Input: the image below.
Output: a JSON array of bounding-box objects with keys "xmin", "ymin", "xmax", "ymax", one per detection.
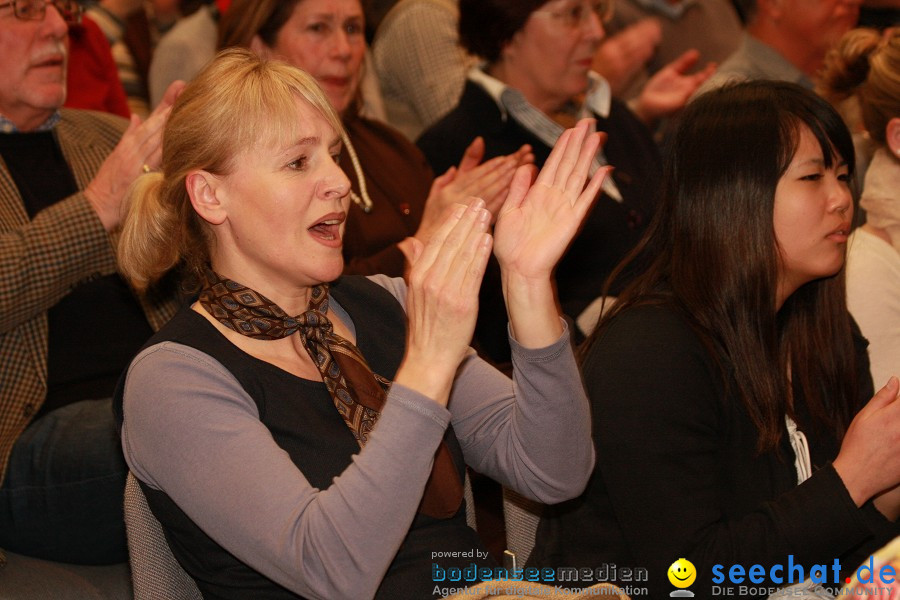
[{"xmin": 0, "ymin": 0, "xmax": 183, "ymax": 569}]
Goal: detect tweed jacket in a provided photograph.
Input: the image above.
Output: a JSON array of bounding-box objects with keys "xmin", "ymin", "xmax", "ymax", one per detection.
[{"xmin": 0, "ymin": 108, "xmax": 179, "ymax": 484}]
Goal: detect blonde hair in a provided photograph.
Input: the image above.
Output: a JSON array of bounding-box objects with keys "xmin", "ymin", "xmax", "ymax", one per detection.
[
  {"xmin": 118, "ymin": 47, "xmax": 344, "ymax": 292},
  {"xmin": 819, "ymin": 28, "xmax": 900, "ymax": 145}
]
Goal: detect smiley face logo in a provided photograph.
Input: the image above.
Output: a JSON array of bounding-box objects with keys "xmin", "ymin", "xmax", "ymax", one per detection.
[{"xmin": 668, "ymin": 558, "xmax": 696, "ymax": 589}]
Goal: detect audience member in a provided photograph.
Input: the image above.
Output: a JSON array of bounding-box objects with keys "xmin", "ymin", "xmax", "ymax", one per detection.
[
  {"xmin": 417, "ymin": 0, "xmax": 712, "ymax": 363},
  {"xmin": 696, "ymin": 0, "xmax": 860, "ymax": 95},
  {"xmin": 0, "ymin": 0, "xmax": 183, "ymax": 566},
  {"xmin": 373, "ymin": 0, "xmax": 706, "ymax": 141},
  {"xmin": 115, "ymin": 47, "xmax": 596, "ymax": 599},
  {"xmin": 528, "ymin": 81, "xmax": 900, "ymax": 598},
  {"xmin": 219, "ymin": 0, "xmax": 531, "ymax": 278},
  {"xmin": 820, "ymin": 28, "xmax": 900, "ymax": 389}
]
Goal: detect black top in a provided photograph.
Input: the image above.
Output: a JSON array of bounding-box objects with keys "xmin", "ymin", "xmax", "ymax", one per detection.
[
  {"xmin": 0, "ymin": 130, "xmax": 153, "ymax": 412},
  {"xmin": 417, "ymin": 81, "xmax": 662, "ymax": 363},
  {"xmin": 120, "ymin": 276, "xmax": 490, "ymax": 599},
  {"xmin": 528, "ymin": 302, "xmax": 895, "ymax": 599}
]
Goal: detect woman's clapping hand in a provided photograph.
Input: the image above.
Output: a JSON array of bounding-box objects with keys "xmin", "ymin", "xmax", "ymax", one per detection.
[
  {"xmin": 394, "ymin": 200, "xmax": 493, "ymax": 406},
  {"xmin": 493, "ymin": 118, "xmax": 608, "ymax": 281},
  {"xmin": 492, "ymin": 118, "xmax": 609, "ymax": 347},
  {"xmin": 409, "ymin": 139, "xmax": 533, "ymax": 250},
  {"xmin": 833, "ymin": 376, "xmax": 900, "ymax": 519}
]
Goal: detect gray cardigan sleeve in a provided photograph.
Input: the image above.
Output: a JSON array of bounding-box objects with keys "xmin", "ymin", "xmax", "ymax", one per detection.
[
  {"xmin": 368, "ymin": 275, "xmax": 594, "ymax": 502},
  {"xmin": 121, "ymin": 275, "xmax": 593, "ymax": 600}
]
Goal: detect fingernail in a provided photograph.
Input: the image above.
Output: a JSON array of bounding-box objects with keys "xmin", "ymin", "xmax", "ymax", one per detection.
[
  {"xmin": 471, "ymin": 198, "xmax": 485, "ymax": 211},
  {"xmin": 453, "ymin": 204, "xmax": 466, "ymax": 218}
]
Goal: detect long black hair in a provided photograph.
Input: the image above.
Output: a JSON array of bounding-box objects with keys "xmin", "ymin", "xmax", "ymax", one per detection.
[{"xmin": 584, "ymin": 80, "xmax": 861, "ymax": 452}]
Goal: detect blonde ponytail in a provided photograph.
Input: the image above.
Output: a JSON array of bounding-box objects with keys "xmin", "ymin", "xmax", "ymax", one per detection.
[{"xmin": 119, "ymin": 173, "xmax": 181, "ymax": 293}]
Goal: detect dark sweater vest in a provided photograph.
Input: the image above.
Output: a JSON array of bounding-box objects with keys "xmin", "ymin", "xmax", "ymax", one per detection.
[{"xmin": 116, "ymin": 276, "xmax": 489, "ymax": 599}]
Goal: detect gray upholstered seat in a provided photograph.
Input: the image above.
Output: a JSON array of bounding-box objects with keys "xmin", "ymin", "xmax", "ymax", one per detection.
[
  {"xmin": 501, "ymin": 487, "xmax": 544, "ymax": 569},
  {"xmin": 123, "ymin": 473, "xmax": 202, "ymax": 600}
]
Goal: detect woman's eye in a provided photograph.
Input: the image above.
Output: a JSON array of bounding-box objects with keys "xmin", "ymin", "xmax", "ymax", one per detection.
[
  {"xmin": 308, "ymin": 22, "xmax": 330, "ymax": 34},
  {"xmin": 837, "ymin": 172, "xmax": 851, "ymax": 183},
  {"xmin": 345, "ymin": 20, "xmax": 363, "ymax": 35},
  {"xmin": 800, "ymin": 173, "xmax": 823, "ymax": 181},
  {"xmin": 330, "ymin": 152, "xmax": 342, "ymax": 163},
  {"xmin": 288, "ymin": 157, "xmax": 308, "ymax": 170}
]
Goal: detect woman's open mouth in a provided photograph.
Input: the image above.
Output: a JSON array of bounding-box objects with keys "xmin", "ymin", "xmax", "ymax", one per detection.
[{"xmin": 308, "ymin": 213, "xmax": 345, "ymax": 246}]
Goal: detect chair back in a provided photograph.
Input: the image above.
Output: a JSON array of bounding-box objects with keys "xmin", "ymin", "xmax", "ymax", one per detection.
[
  {"xmin": 464, "ymin": 470, "xmax": 478, "ymax": 531},
  {"xmin": 501, "ymin": 487, "xmax": 544, "ymax": 569},
  {"xmin": 123, "ymin": 473, "xmax": 202, "ymax": 600}
]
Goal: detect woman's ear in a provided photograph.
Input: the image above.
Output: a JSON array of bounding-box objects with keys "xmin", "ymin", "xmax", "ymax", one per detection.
[
  {"xmin": 250, "ymin": 35, "xmax": 271, "ymax": 58},
  {"xmin": 886, "ymin": 117, "xmax": 900, "ymax": 159},
  {"xmin": 187, "ymin": 170, "xmax": 227, "ymax": 226}
]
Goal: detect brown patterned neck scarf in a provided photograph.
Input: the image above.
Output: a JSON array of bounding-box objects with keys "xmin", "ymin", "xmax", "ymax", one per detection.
[{"xmin": 198, "ymin": 269, "xmax": 462, "ymax": 518}]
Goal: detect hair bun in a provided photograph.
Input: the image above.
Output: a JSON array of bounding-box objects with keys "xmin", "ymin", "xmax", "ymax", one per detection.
[{"xmin": 820, "ymin": 28, "xmax": 881, "ymax": 102}]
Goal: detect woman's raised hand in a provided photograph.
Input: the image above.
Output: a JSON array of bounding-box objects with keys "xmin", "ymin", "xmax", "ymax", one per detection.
[
  {"xmin": 447, "ymin": 138, "xmax": 534, "ymax": 218},
  {"xmin": 632, "ymin": 49, "xmax": 716, "ymax": 125},
  {"xmin": 394, "ymin": 200, "xmax": 493, "ymax": 407},
  {"xmin": 412, "ymin": 139, "xmax": 533, "ymax": 247},
  {"xmin": 493, "ymin": 118, "xmax": 608, "ymax": 281},
  {"xmin": 491, "ymin": 119, "xmax": 608, "ymax": 348}
]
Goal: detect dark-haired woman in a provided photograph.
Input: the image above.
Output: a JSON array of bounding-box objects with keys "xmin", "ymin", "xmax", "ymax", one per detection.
[{"xmin": 528, "ymin": 81, "xmax": 900, "ymax": 599}]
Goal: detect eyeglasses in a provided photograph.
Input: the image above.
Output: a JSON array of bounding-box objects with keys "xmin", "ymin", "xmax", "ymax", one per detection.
[
  {"xmin": 534, "ymin": 0, "xmax": 615, "ymax": 28},
  {"xmin": 0, "ymin": 0, "xmax": 83, "ymax": 25}
]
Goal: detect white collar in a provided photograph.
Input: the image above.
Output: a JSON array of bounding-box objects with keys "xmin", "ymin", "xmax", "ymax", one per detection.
[{"xmin": 467, "ymin": 65, "xmax": 612, "ymax": 121}]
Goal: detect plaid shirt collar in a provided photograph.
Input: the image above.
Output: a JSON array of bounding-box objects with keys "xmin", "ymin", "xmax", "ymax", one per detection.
[{"xmin": 0, "ymin": 111, "xmax": 61, "ymax": 134}]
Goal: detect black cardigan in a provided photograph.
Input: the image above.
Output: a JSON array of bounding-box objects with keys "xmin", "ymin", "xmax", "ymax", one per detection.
[{"xmin": 528, "ymin": 302, "xmax": 894, "ymax": 599}]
